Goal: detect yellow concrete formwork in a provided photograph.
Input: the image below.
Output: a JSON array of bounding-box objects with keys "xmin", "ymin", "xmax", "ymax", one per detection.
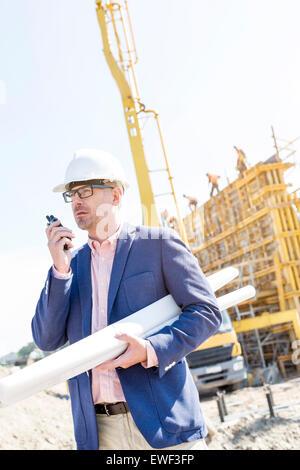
[{"xmin": 232, "ymin": 309, "xmax": 300, "ymax": 340}]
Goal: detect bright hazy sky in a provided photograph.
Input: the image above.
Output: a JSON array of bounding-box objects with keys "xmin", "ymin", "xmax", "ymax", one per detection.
[{"xmin": 0, "ymin": 0, "xmax": 299, "ymax": 355}]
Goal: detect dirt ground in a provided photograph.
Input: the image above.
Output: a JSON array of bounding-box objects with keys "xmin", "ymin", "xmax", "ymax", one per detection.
[
  {"xmin": 200, "ymin": 376, "xmax": 300, "ymax": 450},
  {"xmin": 0, "ymin": 365, "xmax": 299, "ymax": 450},
  {"xmin": 0, "ymin": 366, "xmax": 75, "ymax": 450}
]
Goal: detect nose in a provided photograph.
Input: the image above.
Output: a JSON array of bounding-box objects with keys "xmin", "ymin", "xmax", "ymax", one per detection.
[{"xmin": 72, "ymin": 195, "xmax": 84, "ymax": 210}]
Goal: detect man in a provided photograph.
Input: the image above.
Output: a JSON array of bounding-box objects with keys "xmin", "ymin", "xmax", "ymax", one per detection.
[
  {"xmin": 32, "ymin": 149, "xmax": 221, "ymax": 450},
  {"xmin": 168, "ymin": 215, "xmax": 178, "ymax": 231},
  {"xmin": 182, "ymin": 194, "xmax": 198, "ymax": 213},
  {"xmin": 206, "ymin": 173, "xmax": 220, "ymax": 197},
  {"xmin": 161, "ymin": 208, "xmax": 169, "ymax": 227}
]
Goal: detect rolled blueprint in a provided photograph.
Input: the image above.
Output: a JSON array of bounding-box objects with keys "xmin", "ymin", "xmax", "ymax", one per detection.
[
  {"xmin": 205, "ymin": 267, "xmax": 239, "ymax": 292},
  {"xmin": 0, "ymin": 269, "xmax": 254, "ymax": 407},
  {"xmin": 0, "ymin": 295, "xmax": 179, "ymax": 407},
  {"xmin": 145, "ymin": 286, "xmax": 256, "ymax": 336}
]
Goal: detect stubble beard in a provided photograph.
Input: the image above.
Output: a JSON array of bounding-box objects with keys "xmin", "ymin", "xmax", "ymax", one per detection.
[{"xmin": 75, "ymin": 214, "xmax": 93, "ymax": 231}]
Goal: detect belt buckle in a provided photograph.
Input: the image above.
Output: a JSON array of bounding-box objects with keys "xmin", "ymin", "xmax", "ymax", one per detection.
[{"xmin": 103, "ymin": 404, "xmax": 110, "ymax": 416}]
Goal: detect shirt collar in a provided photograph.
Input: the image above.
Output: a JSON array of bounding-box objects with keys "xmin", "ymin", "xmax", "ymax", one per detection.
[{"xmin": 88, "ymin": 223, "xmax": 122, "ymax": 255}]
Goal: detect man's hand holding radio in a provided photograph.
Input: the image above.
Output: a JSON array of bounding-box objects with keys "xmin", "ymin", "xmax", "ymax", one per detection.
[{"xmin": 46, "ymin": 219, "xmax": 75, "ymax": 274}]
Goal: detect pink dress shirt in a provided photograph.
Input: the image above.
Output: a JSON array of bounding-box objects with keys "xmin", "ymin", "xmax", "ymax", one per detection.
[{"xmin": 52, "ymin": 225, "xmax": 158, "ymax": 404}]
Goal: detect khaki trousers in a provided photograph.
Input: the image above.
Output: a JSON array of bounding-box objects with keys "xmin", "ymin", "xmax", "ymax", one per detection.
[{"xmin": 96, "ymin": 411, "xmax": 208, "ymax": 450}]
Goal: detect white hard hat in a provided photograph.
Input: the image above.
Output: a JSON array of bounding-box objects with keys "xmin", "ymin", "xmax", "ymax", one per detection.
[{"xmin": 52, "ymin": 148, "xmax": 129, "ymax": 192}]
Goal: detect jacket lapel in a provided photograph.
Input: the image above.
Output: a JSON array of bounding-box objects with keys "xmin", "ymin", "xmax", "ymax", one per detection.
[
  {"xmin": 77, "ymin": 243, "xmax": 93, "ymax": 338},
  {"xmin": 107, "ymin": 223, "xmax": 136, "ymax": 323}
]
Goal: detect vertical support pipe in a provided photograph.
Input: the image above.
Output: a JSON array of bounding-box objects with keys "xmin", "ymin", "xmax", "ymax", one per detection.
[
  {"xmin": 264, "ymin": 385, "xmax": 275, "ymax": 418},
  {"xmin": 216, "ymin": 396, "xmax": 225, "ymax": 423},
  {"xmin": 221, "ymin": 391, "xmax": 228, "ymax": 416}
]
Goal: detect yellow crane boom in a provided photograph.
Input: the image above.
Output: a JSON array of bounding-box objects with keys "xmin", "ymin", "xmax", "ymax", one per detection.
[{"xmin": 95, "ymin": 0, "xmax": 188, "ymax": 242}]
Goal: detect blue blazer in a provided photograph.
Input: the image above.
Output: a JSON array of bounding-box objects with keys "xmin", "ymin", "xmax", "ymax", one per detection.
[{"xmin": 32, "ymin": 223, "xmax": 221, "ymax": 450}]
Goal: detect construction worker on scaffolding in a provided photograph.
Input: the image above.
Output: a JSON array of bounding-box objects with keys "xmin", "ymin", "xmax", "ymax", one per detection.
[
  {"xmin": 183, "ymin": 194, "xmax": 198, "ymax": 213},
  {"xmin": 161, "ymin": 209, "xmax": 169, "ymax": 227},
  {"xmin": 234, "ymin": 146, "xmax": 248, "ymax": 177},
  {"xmin": 168, "ymin": 215, "xmax": 179, "ymax": 231},
  {"xmin": 206, "ymin": 173, "xmax": 220, "ymax": 197}
]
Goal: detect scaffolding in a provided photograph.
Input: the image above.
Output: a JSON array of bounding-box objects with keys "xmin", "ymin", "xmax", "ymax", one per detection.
[{"xmin": 183, "ymin": 156, "xmax": 300, "ymax": 376}]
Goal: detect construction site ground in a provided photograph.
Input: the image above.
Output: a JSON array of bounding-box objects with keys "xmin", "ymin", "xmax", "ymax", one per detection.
[
  {"xmin": 0, "ymin": 366, "xmax": 299, "ymax": 450},
  {"xmin": 201, "ymin": 375, "xmax": 300, "ymax": 450}
]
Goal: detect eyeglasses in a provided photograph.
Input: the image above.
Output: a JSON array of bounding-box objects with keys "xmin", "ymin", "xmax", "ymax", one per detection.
[{"xmin": 63, "ymin": 184, "xmax": 114, "ymax": 203}]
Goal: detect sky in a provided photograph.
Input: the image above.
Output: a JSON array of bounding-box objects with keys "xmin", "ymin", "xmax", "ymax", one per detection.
[{"xmin": 0, "ymin": 0, "xmax": 299, "ymax": 355}]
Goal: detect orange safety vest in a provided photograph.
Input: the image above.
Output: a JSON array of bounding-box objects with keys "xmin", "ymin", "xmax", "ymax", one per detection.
[
  {"xmin": 188, "ymin": 197, "xmax": 198, "ymax": 204},
  {"xmin": 237, "ymin": 154, "xmax": 246, "ymax": 166},
  {"xmin": 207, "ymin": 174, "xmax": 220, "ymax": 185}
]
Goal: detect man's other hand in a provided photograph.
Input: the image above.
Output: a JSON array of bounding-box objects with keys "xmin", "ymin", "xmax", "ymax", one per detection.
[{"xmin": 95, "ymin": 333, "xmax": 148, "ymax": 370}]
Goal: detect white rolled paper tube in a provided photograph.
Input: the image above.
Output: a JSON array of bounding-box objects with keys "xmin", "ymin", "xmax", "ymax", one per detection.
[
  {"xmin": 146, "ymin": 285, "xmax": 256, "ymax": 336},
  {"xmin": 217, "ymin": 285, "xmax": 256, "ymax": 311},
  {"xmin": 206, "ymin": 267, "xmax": 239, "ymax": 292},
  {"xmin": 0, "ymin": 275, "xmax": 251, "ymax": 408},
  {"xmin": 0, "ymin": 295, "xmax": 181, "ymax": 407}
]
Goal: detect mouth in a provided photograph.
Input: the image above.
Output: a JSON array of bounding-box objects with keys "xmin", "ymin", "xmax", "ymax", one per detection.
[{"xmin": 75, "ymin": 210, "xmax": 89, "ymax": 216}]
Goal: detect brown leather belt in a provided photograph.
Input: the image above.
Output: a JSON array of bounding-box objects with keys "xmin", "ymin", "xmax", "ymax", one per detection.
[{"xmin": 94, "ymin": 402, "xmax": 129, "ymax": 416}]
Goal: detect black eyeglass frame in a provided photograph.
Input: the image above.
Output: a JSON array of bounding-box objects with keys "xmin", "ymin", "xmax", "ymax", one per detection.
[{"xmin": 62, "ymin": 184, "xmax": 115, "ymax": 203}]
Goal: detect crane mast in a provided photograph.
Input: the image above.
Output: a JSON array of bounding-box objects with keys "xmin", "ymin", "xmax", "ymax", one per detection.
[{"xmin": 95, "ymin": 0, "xmax": 188, "ymax": 243}]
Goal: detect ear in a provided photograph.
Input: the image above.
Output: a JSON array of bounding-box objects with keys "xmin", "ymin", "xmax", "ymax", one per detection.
[{"xmin": 112, "ymin": 186, "xmax": 123, "ymax": 206}]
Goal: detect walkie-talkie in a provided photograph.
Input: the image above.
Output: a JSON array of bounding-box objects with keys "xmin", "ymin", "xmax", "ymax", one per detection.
[{"xmin": 46, "ymin": 214, "xmax": 71, "ymax": 251}]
